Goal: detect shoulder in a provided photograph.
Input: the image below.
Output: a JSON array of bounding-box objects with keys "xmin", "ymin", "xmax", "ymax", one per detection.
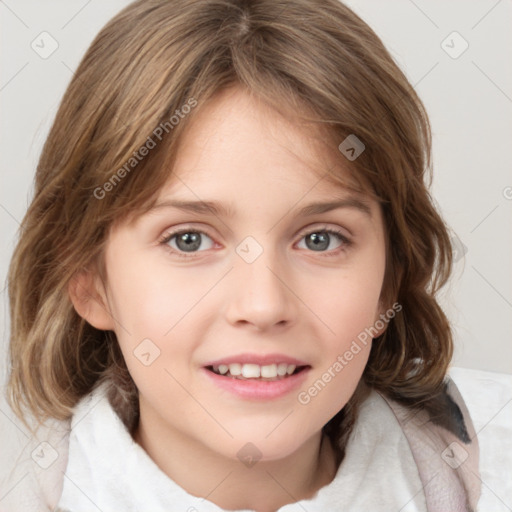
[
  {"xmin": 0, "ymin": 383, "xmax": 116, "ymax": 512},
  {"xmin": 22, "ymin": 382, "xmax": 113, "ymax": 511},
  {"xmin": 0, "ymin": 417, "xmax": 70, "ymax": 512},
  {"xmin": 376, "ymin": 376, "xmax": 481, "ymax": 512}
]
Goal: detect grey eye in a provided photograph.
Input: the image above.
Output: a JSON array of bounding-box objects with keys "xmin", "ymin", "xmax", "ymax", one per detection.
[
  {"xmin": 168, "ymin": 231, "xmax": 214, "ymax": 252},
  {"xmin": 298, "ymin": 231, "xmax": 344, "ymax": 252}
]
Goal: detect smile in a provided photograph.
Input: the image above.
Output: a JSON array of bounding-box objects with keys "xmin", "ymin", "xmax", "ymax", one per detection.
[
  {"xmin": 207, "ymin": 363, "xmax": 307, "ymax": 381},
  {"xmin": 202, "ymin": 354, "xmax": 311, "ymax": 400}
]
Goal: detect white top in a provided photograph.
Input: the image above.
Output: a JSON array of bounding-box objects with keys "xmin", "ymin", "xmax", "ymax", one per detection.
[{"xmin": 55, "ymin": 383, "xmax": 427, "ymax": 512}]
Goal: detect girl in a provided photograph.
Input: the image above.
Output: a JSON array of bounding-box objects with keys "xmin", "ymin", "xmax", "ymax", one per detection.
[{"xmin": 6, "ymin": 0, "xmax": 481, "ymax": 510}]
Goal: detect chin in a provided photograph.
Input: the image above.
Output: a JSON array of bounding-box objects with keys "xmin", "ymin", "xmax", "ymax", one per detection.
[{"xmin": 219, "ymin": 427, "xmax": 316, "ymax": 463}]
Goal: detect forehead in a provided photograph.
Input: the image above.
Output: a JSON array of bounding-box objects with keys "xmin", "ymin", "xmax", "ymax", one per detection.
[{"xmin": 158, "ymin": 86, "xmax": 369, "ymax": 201}]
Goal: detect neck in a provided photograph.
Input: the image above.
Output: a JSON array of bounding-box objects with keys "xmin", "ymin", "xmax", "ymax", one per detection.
[{"xmin": 134, "ymin": 405, "xmax": 338, "ymax": 512}]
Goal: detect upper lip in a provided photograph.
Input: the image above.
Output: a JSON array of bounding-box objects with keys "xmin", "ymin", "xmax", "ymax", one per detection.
[{"xmin": 203, "ymin": 353, "xmax": 310, "ymax": 367}]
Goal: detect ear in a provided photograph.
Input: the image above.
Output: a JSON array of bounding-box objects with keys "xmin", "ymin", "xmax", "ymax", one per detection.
[{"xmin": 68, "ymin": 269, "xmax": 115, "ymax": 330}]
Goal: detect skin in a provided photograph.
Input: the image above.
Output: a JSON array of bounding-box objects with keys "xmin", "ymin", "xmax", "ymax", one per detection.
[{"xmin": 70, "ymin": 85, "xmax": 387, "ymax": 512}]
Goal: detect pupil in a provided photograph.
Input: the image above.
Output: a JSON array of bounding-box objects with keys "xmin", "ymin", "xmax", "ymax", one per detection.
[
  {"xmin": 306, "ymin": 232, "xmax": 329, "ymax": 251},
  {"xmin": 177, "ymin": 232, "xmax": 201, "ymax": 252}
]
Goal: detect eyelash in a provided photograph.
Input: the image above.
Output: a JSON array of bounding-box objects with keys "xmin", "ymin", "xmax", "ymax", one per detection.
[{"xmin": 159, "ymin": 225, "xmax": 352, "ymax": 259}]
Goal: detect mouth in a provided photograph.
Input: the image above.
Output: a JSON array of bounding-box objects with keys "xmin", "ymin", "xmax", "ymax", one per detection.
[
  {"xmin": 201, "ymin": 353, "xmax": 311, "ymax": 399},
  {"xmin": 205, "ymin": 363, "xmax": 310, "ymax": 381}
]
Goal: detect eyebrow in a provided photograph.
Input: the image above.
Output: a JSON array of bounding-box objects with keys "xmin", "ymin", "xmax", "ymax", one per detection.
[{"xmin": 149, "ymin": 197, "xmax": 372, "ymax": 217}]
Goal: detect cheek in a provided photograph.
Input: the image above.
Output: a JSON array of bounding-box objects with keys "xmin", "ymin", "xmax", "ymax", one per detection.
[
  {"xmin": 105, "ymin": 251, "xmax": 214, "ymax": 338},
  {"xmin": 309, "ymin": 266, "xmax": 384, "ymax": 343},
  {"xmin": 296, "ymin": 257, "xmax": 384, "ymax": 418},
  {"xmin": 297, "ymin": 327, "xmax": 372, "ymax": 430},
  {"xmin": 104, "ymin": 256, "xmax": 221, "ymax": 399}
]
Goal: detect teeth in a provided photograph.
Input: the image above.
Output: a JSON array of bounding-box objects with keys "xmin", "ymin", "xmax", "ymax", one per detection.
[
  {"xmin": 211, "ymin": 363, "xmax": 301, "ymax": 379},
  {"xmin": 261, "ymin": 364, "xmax": 277, "ymax": 378},
  {"xmin": 242, "ymin": 364, "xmax": 260, "ymax": 378},
  {"xmin": 277, "ymin": 363, "xmax": 288, "ymax": 376},
  {"xmin": 229, "ymin": 363, "xmax": 242, "ymax": 376}
]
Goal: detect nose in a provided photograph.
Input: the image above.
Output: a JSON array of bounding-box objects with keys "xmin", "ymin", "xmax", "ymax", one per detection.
[{"xmin": 224, "ymin": 248, "xmax": 296, "ymax": 332}]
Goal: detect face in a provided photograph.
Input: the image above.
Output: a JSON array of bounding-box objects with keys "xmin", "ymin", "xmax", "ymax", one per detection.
[{"xmin": 98, "ymin": 86, "xmax": 386, "ymax": 462}]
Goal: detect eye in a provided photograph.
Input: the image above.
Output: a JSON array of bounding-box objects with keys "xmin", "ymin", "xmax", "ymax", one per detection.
[
  {"xmin": 160, "ymin": 229, "xmax": 215, "ymax": 256},
  {"xmin": 159, "ymin": 226, "xmax": 352, "ymax": 258},
  {"xmin": 296, "ymin": 227, "xmax": 351, "ymax": 253}
]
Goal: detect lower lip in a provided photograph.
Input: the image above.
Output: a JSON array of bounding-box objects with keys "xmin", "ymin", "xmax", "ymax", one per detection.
[{"xmin": 201, "ymin": 367, "xmax": 310, "ymax": 400}]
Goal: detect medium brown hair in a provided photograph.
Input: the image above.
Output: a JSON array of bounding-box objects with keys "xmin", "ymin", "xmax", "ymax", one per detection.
[{"xmin": 7, "ymin": 0, "xmax": 453, "ymax": 462}]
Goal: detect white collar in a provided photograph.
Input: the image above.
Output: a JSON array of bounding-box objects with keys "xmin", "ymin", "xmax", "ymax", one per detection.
[{"xmin": 56, "ymin": 382, "xmax": 426, "ymax": 512}]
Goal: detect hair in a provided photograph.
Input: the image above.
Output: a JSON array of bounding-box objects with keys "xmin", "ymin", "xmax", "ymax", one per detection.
[{"xmin": 7, "ymin": 0, "xmax": 453, "ymax": 465}]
